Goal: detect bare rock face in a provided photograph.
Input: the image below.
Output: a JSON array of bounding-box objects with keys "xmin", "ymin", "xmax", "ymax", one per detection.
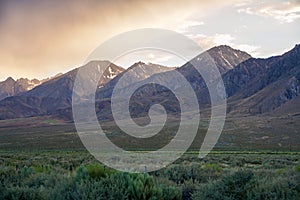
[
  {"xmin": 284, "ymin": 76, "xmax": 300, "ymax": 99},
  {"xmin": 0, "ymin": 77, "xmax": 45, "ymax": 100},
  {"xmin": 0, "ymin": 77, "xmax": 16, "ymax": 100}
]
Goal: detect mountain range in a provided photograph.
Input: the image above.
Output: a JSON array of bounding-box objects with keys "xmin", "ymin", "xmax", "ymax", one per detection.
[
  {"xmin": 0, "ymin": 77, "xmax": 42, "ymax": 101},
  {"xmin": 0, "ymin": 44, "xmax": 299, "ymax": 121}
]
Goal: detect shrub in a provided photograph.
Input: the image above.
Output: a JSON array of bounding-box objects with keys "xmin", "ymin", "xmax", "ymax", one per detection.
[
  {"xmin": 19, "ymin": 166, "xmax": 35, "ymax": 179},
  {"xmin": 86, "ymin": 164, "xmax": 106, "ymax": 179},
  {"xmin": 160, "ymin": 184, "xmax": 182, "ymax": 200},
  {"xmin": 94, "ymin": 173, "xmax": 181, "ymax": 200},
  {"xmin": 74, "ymin": 165, "xmax": 89, "ymax": 183},
  {"xmin": 165, "ymin": 164, "xmax": 190, "ymax": 184},
  {"xmin": 2, "ymin": 186, "xmax": 43, "ymax": 200},
  {"xmin": 44, "ymin": 177, "xmax": 79, "ymax": 200},
  {"xmin": 181, "ymin": 180, "xmax": 196, "ymax": 200},
  {"xmin": 193, "ymin": 170, "xmax": 254, "ymax": 200},
  {"xmin": 127, "ymin": 173, "xmax": 162, "ymax": 199},
  {"xmin": 200, "ymin": 163, "xmax": 223, "ymax": 181},
  {"xmin": 201, "ymin": 163, "xmax": 222, "ymax": 172},
  {"xmin": 247, "ymin": 175, "xmax": 300, "ymax": 200},
  {"xmin": 295, "ymin": 164, "xmax": 300, "ymax": 172},
  {"xmin": 86, "ymin": 163, "xmax": 115, "ymax": 179}
]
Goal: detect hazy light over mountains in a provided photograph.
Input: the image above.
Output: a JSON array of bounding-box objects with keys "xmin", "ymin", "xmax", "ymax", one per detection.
[{"xmin": 0, "ymin": 0, "xmax": 299, "ymax": 81}]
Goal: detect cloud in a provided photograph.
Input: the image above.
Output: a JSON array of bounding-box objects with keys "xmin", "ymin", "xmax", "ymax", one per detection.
[
  {"xmin": 234, "ymin": 0, "xmax": 255, "ymax": 7},
  {"xmin": 188, "ymin": 33, "xmax": 235, "ymax": 49},
  {"xmin": 176, "ymin": 20, "xmax": 205, "ymax": 33},
  {"xmin": 237, "ymin": 0, "xmax": 300, "ymax": 23},
  {"xmin": 113, "ymin": 49, "xmax": 184, "ymax": 68},
  {"xmin": 188, "ymin": 33, "xmax": 261, "ymax": 57},
  {"xmin": 0, "ymin": 0, "xmax": 229, "ymax": 80},
  {"xmin": 148, "ymin": 54, "xmax": 175, "ymax": 63},
  {"xmin": 233, "ymin": 44, "xmax": 261, "ymax": 57},
  {"xmin": 4, "ymin": 0, "xmax": 288, "ymax": 80}
]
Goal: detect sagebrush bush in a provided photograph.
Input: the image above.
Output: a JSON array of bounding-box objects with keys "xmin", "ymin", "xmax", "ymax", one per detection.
[
  {"xmin": 2, "ymin": 186, "xmax": 43, "ymax": 200},
  {"xmin": 247, "ymin": 176, "xmax": 300, "ymax": 200},
  {"xmin": 193, "ymin": 169, "xmax": 300, "ymax": 200},
  {"xmin": 192, "ymin": 170, "xmax": 254, "ymax": 200},
  {"xmin": 295, "ymin": 164, "xmax": 300, "ymax": 172},
  {"xmin": 86, "ymin": 163, "xmax": 115, "ymax": 179}
]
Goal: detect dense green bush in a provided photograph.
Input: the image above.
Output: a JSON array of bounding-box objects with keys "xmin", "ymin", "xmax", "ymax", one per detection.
[
  {"xmin": 193, "ymin": 170, "xmax": 300, "ymax": 200},
  {"xmin": 2, "ymin": 186, "xmax": 43, "ymax": 200},
  {"xmin": 193, "ymin": 170, "xmax": 254, "ymax": 200},
  {"xmin": 0, "ymin": 163, "xmax": 181, "ymax": 200},
  {"xmin": 295, "ymin": 164, "xmax": 300, "ymax": 172},
  {"xmin": 85, "ymin": 163, "xmax": 115, "ymax": 179},
  {"xmin": 165, "ymin": 164, "xmax": 190, "ymax": 184},
  {"xmin": 94, "ymin": 173, "xmax": 181, "ymax": 200},
  {"xmin": 247, "ymin": 176, "xmax": 300, "ymax": 200}
]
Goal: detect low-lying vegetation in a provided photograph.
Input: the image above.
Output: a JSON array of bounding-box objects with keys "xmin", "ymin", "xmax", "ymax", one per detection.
[{"xmin": 0, "ymin": 151, "xmax": 299, "ymax": 200}]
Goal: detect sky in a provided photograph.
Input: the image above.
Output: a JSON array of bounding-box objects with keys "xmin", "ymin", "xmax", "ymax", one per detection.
[{"xmin": 0, "ymin": 0, "xmax": 299, "ymax": 81}]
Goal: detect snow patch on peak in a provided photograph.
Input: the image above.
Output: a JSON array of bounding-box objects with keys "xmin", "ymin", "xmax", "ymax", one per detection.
[
  {"xmin": 108, "ymin": 66, "xmax": 113, "ymax": 74},
  {"xmin": 196, "ymin": 57, "xmax": 203, "ymax": 61},
  {"xmin": 233, "ymin": 51, "xmax": 238, "ymax": 58},
  {"xmin": 220, "ymin": 51, "xmax": 232, "ymax": 67}
]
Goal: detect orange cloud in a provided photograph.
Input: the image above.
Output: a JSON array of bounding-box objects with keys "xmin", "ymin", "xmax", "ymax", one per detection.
[{"xmin": 0, "ymin": 0, "xmax": 238, "ymax": 80}]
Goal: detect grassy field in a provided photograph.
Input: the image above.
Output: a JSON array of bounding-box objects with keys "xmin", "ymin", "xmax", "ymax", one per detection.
[{"xmin": 0, "ymin": 115, "xmax": 299, "ymax": 151}]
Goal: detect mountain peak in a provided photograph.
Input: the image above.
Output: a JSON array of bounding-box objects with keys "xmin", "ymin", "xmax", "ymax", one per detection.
[
  {"xmin": 279, "ymin": 43, "xmax": 300, "ymax": 59},
  {"xmin": 291, "ymin": 43, "xmax": 300, "ymax": 52},
  {"xmin": 199, "ymin": 45, "xmax": 252, "ymax": 74},
  {"xmin": 133, "ymin": 61, "xmax": 146, "ymax": 66},
  {"xmin": 214, "ymin": 44, "xmax": 232, "ymax": 49},
  {"xmin": 5, "ymin": 77, "xmax": 15, "ymax": 82},
  {"xmin": 208, "ymin": 45, "xmax": 251, "ymax": 57},
  {"xmin": 136, "ymin": 61, "xmax": 145, "ymax": 65},
  {"xmin": 127, "ymin": 61, "xmax": 146, "ymax": 70}
]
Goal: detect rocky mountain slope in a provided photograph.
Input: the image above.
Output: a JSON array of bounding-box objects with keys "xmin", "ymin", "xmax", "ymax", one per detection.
[
  {"xmin": 224, "ymin": 44, "xmax": 300, "ymax": 115},
  {"xmin": 0, "ymin": 61, "xmax": 125, "ymax": 119},
  {"xmin": 95, "ymin": 45, "xmax": 252, "ymax": 119},
  {"xmin": 0, "ymin": 45, "xmax": 299, "ymax": 121},
  {"xmin": 96, "ymin": 62, "xmax": 175, "ymax": 99}
]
